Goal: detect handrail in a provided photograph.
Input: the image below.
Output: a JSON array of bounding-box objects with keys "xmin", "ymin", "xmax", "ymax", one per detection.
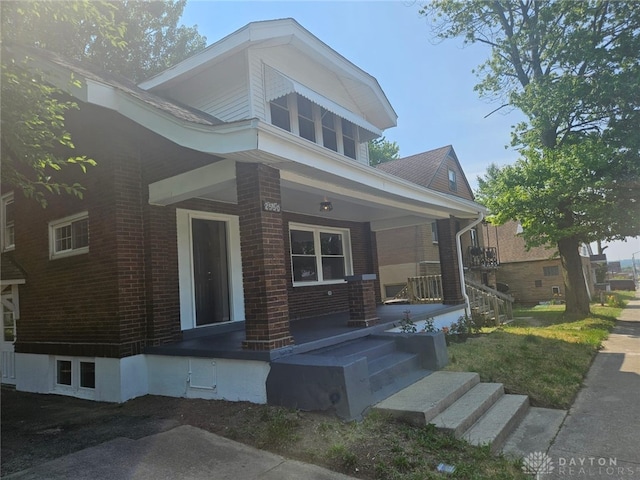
[{"xmin": 465, "ymin": 278, "xmax": 514, "ymax": 303}]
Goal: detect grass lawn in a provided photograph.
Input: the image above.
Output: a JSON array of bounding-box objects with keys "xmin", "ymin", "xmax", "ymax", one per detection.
[{"xmin": 444, "ymin": 291, "xmax": 635, "ymax": 409}]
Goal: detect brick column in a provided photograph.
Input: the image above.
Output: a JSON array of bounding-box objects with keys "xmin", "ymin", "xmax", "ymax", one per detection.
[
  {"xmin": 346, "ymin": 274, "xmax": 379, "ymax": 327},
  {"xmin": 436, "ymin": 218, "xmax": 465, "ymax": 305},
  {"xmin": 237, "ymin": 163, "xmax": 293, "ymax": 350}
]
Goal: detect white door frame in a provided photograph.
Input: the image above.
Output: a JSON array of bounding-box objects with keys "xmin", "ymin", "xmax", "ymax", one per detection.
[
  {"xmin": 1, "ymin": 283, "xmax": 19, "ymax": 384},
  {"xmin": 176, "ymin": 209, "xmax": 245, "ymax": 331}
]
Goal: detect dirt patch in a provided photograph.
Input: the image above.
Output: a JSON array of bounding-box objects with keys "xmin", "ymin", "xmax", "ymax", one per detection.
[{"xmin": 0, "ymin": 387, "xmax": 346, "ymax": 477}]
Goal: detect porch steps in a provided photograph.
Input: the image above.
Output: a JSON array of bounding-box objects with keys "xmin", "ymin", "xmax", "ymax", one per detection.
[{"xmin": 373, "ymin": 371, "xmax": 564, "ymax": 455}]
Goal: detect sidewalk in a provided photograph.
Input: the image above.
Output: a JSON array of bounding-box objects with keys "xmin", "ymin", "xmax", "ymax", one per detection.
[
  {"xmin": 545, "ymin": 292, "xmax": 640, "ymax": 479},
  {"xmin": 5, "ymin": 424, "xmax": 358, "ymax": 480}
]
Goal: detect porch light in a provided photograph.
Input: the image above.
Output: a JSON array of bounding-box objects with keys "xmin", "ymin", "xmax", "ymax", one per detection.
[{"xmin": 319, "ymin": 198, "xmax": 333, "ymax": 212}]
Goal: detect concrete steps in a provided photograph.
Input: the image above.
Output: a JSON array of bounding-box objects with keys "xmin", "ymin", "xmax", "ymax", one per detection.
[{"xmin": 373, "ymin": 371, "xmax": 565, "ymax": 456}]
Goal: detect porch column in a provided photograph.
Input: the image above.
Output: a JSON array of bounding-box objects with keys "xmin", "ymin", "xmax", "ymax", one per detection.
[
  {"xmin": 436, "ymin": 218, "xmax": 465, "ymax": 305},
  {"xmin": 237, "ymin": 162, "xmax": 293, "ymax": 350},
  {"xmin": 346, "ymin": 274, "xmax": 379, "ymax": 327}
]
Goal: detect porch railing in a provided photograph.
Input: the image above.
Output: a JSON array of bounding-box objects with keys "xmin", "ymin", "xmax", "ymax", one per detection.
[
  {"xmin": 465, "ymin": 246, "xmax": 499, "ymax": 268},
  {"xmin": 465, "ymin": 278, "xmax": 514, "ymax": 324},
  {"xmin": 405, "ymin": 275, "xmax": 443, "ymax": 304},
  {"xmin": 390, "ymin": 275, "xmax": 514, "ymax": 324}
]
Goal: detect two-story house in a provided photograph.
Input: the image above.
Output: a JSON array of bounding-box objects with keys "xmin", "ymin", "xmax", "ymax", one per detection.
[{"xmin": 1, "ymin": 19, "xmax": 486, "ymax": 417}]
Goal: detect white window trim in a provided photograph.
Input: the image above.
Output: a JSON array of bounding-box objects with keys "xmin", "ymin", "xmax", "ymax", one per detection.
[
  {"xmin": 53, "ymin": 357, "xmax": 95, "ymax": 396},
  {"xmin": 1, "ymin": 192, "xmax": 15, "ymax": 252},
  {"xmin": 431, "ymin": 221, "xmax": 439, "ymax": 244},
  {"xmin": 176, "ymin": 209, "xmax": 245, "ymax": 331},
  {"xmin": 268, "ymin": 93, "xmax": 359, "ymax": 161},
  {"xmin": 49, "ymin": 211, "xmax": 89, "ymax": 259},
  {"xmin": 289, "ymin": 222, "xmax": 353, "ymax": 287}
]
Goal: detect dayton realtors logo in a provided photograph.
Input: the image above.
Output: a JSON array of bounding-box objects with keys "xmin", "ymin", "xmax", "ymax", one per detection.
[
  {"xmin": 522, "ymin": 452, "xmax": 639, "ymax": 478},
  {"xmin": 522, "ymin": 452, "xmax": 554, "ymax": 479}
]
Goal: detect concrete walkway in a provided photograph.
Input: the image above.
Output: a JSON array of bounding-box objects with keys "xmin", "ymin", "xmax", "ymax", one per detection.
[
  {"xmin": 545, "ymin": 292, "xmax": 640, "ymax": 479},
  {"xmin": 5, "ymin": 425, "xmax": 358, "ymax": 480}
]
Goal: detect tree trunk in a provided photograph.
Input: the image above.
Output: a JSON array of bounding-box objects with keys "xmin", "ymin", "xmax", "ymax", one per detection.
[{"xmin": 557, "ymin": 237, "xmax": 591, "ymax": 316}]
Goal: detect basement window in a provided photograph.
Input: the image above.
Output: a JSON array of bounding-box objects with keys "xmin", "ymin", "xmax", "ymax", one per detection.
[{"xmin": 55, "ymin": 358, "xmax": 95, "ymax": 391}]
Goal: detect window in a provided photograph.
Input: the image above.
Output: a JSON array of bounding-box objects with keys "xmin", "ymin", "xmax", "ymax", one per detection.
[
  {"xmin": 470, "ymin": 228, "xmax": 479, "ymax": 247},
  {"xmin": 2, "ymin": 299, "xmax": 15, "ymax": 342},
  {"xmin": 543, "ymin": 266, "xmax": 560, "ymax": 276},
  {"xmin": 49, "ymin": 212, "xmax": 89, "ymax": 259},
  {"xmin": 56, "ymin": 360, "xmax": 72, "ymax": 386},
  {"xmin": 1, "ymin": 193, "xmax": 15, "ymax": 251},
  {"xmin": 321, "ymin": 108, "xmax": 338, "ymax": 152},
  {"xmin": 448, "ymin": 169, "xmax": 457, "ymax": 191},
  {"xmin": 269, "ymin": 93, "xmax": 359, "ymax": 160},
  {"xmin": 341, "ymin": 118, "xmax": 357, "ymax": 159},
  {"xmin": 551, "ymin": 286, "xmax": 561, "ymax": 295},
  {"xmin": 431, "ymin": 222, "xmax": 439, "ymax": 244},
  {"xmin": 535, "ymin": 280, "xmax": 542, "ymax": 288},
  {"xmin": 269, "ymin": 96, "xmax": 290, "ymax": 131},
  {"xmin": 297, "ymin": 96, "xmax": 316, "ymax": 142},
  {"xmin": 290, "ymin": 224, "xmax": 352, "ymax": 285},
  {"xmin": 56, "ymin": 358, "xmax": 95, "ymax": 391}
]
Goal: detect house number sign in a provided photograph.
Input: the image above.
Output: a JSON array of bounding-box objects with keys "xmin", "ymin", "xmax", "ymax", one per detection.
[{"xmin": 262, "ymin": 201, "xmax": 281, "ymax": 213}]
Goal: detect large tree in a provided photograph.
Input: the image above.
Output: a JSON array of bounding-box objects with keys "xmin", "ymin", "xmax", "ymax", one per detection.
[
  {"xmin": 422, "ymin": 0, "xmax": 640, "ymax": 315},
  {"xmin": 1, "ymin": 1, "xmax": 206, "ymax": 204},
  {"xmin": 368, "ymin": 136, "xmax": 400, "ymax": 166}
]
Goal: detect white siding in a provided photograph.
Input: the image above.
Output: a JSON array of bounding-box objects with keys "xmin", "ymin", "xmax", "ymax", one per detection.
[
  {"xmin": 166, "ymin": 54, "xmax": 250, "ymax": 122},
  {"xmin": 248, "ymin": 50, "xmax": 266, "ymax": 120},
  {"xmin": 255, "ymin": 45, "xmax": 364, "ymax": 117}
]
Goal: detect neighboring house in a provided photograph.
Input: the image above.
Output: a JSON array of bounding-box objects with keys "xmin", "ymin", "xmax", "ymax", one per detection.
[
  {"xmin": 375, "ymin": 146, "xmax": 495, "ymax": 299},
  {"xmin": 484, "ymin": 221, "xmax": 596, "ymax": 305},
  {"xmin": 0, "ymin": 19, "xmax": 486, "ymax": 408}
]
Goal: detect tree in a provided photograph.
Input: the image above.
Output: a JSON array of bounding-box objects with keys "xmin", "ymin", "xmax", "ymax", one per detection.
[
  {"xmin": 422, "ymin": 0, "xmax": 640, "ymax": 315},
  {"xmin": 368, "ymin": 136, "xmax": 400, "ymax": 166},
  {"xmin": 1, "ymin": 1, "xmax": 207, "ymax": 204}
]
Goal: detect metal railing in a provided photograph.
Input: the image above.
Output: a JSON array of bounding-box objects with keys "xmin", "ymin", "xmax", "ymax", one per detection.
[{"xmin": 465, "ymin": 246, "xmax": 499, "ymax": 268}]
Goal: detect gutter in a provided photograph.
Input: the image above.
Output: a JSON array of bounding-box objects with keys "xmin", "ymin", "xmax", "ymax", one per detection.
[{"xmin": 455, "ymin": 211, "xmax": 485, "ymax": 316}]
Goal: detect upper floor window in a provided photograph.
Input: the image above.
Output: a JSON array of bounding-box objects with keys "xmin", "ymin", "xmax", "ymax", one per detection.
[
  {"xmin": 543, "ymin": 265, "xmax": 560, "ymax": 276},
  {"xmin": 448, "ymin": 169, "xmax": 457, "ymax": 192},
  {"xmin": 1, "ymin": 193, "xmax": 15, "ymax": 251},
  {"xmin": 431, "ymin": 221, "xmax": 439, "ymax": 244},
  {"xmin": 269, "ymin": 93, "xmax": 359, "ymax": 160},
  {"xmin": 470, "ymin": 228, "xmax": 479, "ymax": 247},
  {"xmin": 269, "ymin": 96, "xmax": 290, "ymax": 131},
  {"xmin": 49, "ymin": 212, "xmax": 89, "ymax": 259},
  {"xmin": 289, "ymin": 223, "xmax": 353, "ymax": 286}
]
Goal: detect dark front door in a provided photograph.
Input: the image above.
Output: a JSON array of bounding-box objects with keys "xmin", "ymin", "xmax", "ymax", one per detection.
[{"xmin": 192, "ymin": 219, "xmax": 230, "ymax": 326}]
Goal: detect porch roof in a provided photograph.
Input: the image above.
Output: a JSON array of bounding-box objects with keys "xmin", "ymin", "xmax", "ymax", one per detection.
[{"xmin": 145, "ymin": 303, "xmax": 463, "ymax": 362}]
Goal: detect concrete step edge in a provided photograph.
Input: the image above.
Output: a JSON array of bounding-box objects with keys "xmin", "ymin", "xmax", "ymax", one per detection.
[
  {"xmin": 430, "ymin": 382, "xmax": 505, "ymax": 437},
  {"xmin": 463, "ymin": 394, "xmax": 530, "ymax": 453},
  {"xmin": 373, "ymin": 371, "xmax": 480, "ymax": 426}
]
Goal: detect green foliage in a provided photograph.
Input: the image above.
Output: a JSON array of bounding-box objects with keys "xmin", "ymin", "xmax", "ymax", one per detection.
[
  {"xmin": 421, "ymin": 0, "xmax": 640, "ymax": 315},
  {"xmin": 368, "ymin": 136, "xmax": 400, "ymax": 166},
  {"xmin": 1, "ymin": 1, "xmax": 206, "ymax": 204}
]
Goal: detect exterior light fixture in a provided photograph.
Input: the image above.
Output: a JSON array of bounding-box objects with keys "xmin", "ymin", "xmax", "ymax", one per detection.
[{"xmin": 319, "ymin": 198, "xmax": 333, "ymax": 212}]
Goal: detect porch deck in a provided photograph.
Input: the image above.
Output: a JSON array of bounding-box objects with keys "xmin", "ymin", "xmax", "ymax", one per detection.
[{"xmin": 145, "ymin": 303, "xmax": 461, "ymax": 362}]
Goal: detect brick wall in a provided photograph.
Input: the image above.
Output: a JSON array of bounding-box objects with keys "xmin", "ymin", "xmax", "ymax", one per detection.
[
  {"xmin": 284, "ymin": 213, "xmax": 381, "ymax": 319},
  {"xmin": 496, "ymin": 259, "xmax": 564, "ymax": 305}
]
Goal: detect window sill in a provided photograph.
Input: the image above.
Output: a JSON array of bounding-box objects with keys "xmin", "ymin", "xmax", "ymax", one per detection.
[{"xmin": 292, "ymin": 279, "xmax": 347, "ymax": 288}]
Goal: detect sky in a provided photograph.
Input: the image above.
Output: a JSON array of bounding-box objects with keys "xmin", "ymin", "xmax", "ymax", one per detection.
[{"xmin": 180, "ymin": 0, "xmax": 639, "ymax": 260}]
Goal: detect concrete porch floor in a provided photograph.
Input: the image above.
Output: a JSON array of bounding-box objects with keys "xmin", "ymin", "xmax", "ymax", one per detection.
[{"xmin": 145, "ymin": 303, "xmax": 462, "ymax": 362}]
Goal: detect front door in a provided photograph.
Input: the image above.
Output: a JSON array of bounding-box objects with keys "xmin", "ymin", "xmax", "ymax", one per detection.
[
  {"xmin": 1, "ymin": 288, "xmax": 17, "ymax": 385},
  {"xmin": 192, "ymin": 219, "xmax": 230, "ymax": 326}
]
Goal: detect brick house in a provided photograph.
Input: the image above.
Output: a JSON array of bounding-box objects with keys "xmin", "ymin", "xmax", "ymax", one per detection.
[
  {"xmin": 1, "ymin": 19, "xmax": 486, "ymax": 409},
  {"xmin": 375, "ymin": 146, "xmax": 494, "ymax": 299},
  {"xmin": 483, "ymin": 220, "xmax": 596, "ymax": 305}
]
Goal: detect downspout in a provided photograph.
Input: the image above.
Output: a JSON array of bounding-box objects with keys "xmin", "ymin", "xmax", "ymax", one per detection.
[{"xmin": 455, "ymin": 211, "xmax": 485, "ymax": 316}]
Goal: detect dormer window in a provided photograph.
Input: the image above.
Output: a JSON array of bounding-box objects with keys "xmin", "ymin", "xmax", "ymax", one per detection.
[
  {"xmin": 269, "ymin": 96, "xmax": 290, "ymax": 132},
  {"xmin": 269, "ymin": 93, "xmax": 361, "ymax": 160}
]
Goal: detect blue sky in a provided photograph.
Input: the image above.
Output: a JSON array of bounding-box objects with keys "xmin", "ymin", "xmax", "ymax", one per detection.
[{"xmin": 180, "ymin": 1, "xmax": 639, "ymax": 260}]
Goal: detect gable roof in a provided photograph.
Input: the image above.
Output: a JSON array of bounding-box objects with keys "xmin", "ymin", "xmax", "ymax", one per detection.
[
  {"xmin": 139, "ymin": 18, "xmax": 397, "ymax": 130},
  {"xmin": 8, "ymin": 44, "xmax": 225, "ymax": 127},
  {"xmin": 375, "ymin": 145, "xmax": 475, "ymax": 199}
]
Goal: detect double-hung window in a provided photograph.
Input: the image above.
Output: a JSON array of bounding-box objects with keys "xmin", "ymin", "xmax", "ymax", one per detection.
[
  {"xmin": 321, "ymin": 108, "xmax": 338, "ymax": 152},
  {"xmin": 1, "ymin": 193, "xmax": 15, "ymax": 251},
  {"xmin": 297, "ymin": 96, "xmax": 316, "ymax": 142},
  {"xmin": 290, "ymin": 224, "xmax": 353, "ymax": 285},
  {"xmin": 269, "ymin": 96, "xmax": 291, "ymax": 131},
  {"xmin": 49, "ymin": 212, "xmax": 89, "ymax": 259}
]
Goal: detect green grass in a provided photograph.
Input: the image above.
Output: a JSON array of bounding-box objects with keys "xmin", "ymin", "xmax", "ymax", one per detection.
[{"xmin": 444, "ymin": 291, "xmax": 634, "ymax": 409}]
